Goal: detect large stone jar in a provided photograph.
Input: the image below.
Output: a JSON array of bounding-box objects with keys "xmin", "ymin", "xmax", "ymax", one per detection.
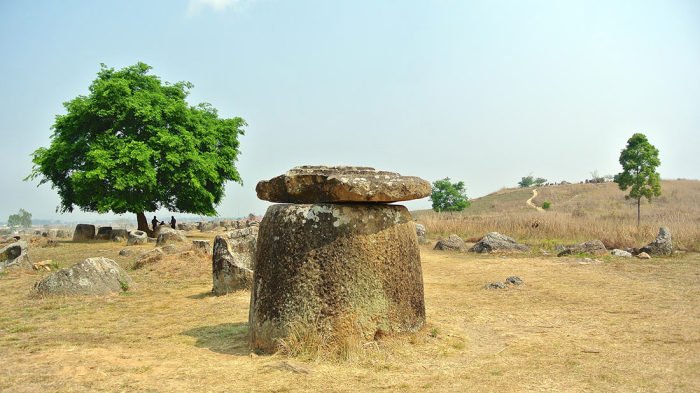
[{"xmin": 249, "ymin": 203, "xmax": 426, "ymax": 353}]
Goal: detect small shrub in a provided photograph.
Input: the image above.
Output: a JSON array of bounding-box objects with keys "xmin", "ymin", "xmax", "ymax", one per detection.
[
  {"xmin": 119, "ymin": 279, "xmax": 130, "ymax": 292},
  {"xmin": 542, "ymin": 201, "xmax": 551, "ymax": 210}
]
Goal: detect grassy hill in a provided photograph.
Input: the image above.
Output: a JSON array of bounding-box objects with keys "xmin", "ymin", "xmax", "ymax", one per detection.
[{"xmin": 414, "ymin": 179, "xmax": 700, "ymax": 251}]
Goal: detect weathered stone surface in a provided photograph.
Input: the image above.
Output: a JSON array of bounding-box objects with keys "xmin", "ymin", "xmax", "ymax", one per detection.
[
  {"xmin": 133, "ymin": 248, "xmax": 165, "ymax": 269},
  {"xmin": 0, "ymin": 241, "xmax": 31, "ymax": 271},
  {"xmin": 557, "ymin": 239, "xmax": 607, "ymax": 257},
  {"xmin": 127, "ymin": 230, "xmax": 148, "ymax": 246},
  {"xmin": 640, "ymin": 227, "xmax": 673, "ymax": 256},
  {"xmin": 177, "ymin": 222, "xmax": 199, "ymax": 231},
  {"xmin": 73, "ymin": 224, "xmax": 96, "ymax": 241},
  {"xmin": 469, "ymin": 232, "xmax": 529, "ymax": 253},
  {"xmin": 95, "ymin": 226, "xmax": 113, "ymax": 240},
  {"xmin": 198, "ymin": 222, "xmax": 217, "ymax": 232},
  {"xmin": 415, "ymin": 223, "xmax": 426, "ymax": 238},
  {"xmin": 637, "ymin": 252, "xmax": 652, "ymax": 259},
  {"xmin": 156, "ymin": 227, "xmax": 187, "ymax": 246},
  {"xmin": 118, "ymin": 248, "xmax": 135, "ymax": 257},
  {"xmin": 192, "ymin": 240, "xmax": 212, "ymax": 255},
  {"xmin": 212, "ymin": 235, "xmax": 254, "ymax": 295},
  {"xmin": 433, "ymin": 234, "xmax": 466, "ymax": 251},
  {"xmin": 611, "ymin": 249, "xmax": 633, "ymax": 257},
  {"xmin": 224, "ymin": 226, "xmax": 258, "ymax": 270},
  {"xmin": 256, "ymin": 166, "xmax": 431, "ymax": 203},
  {"xmin": 249, "ymin": 203, "xmax": 425, "ymax": 353},
  {"xmin": 505, "ymin": 276, "xmax": 523, "ymax": 285},
  {"xmin": 32, "ymin": 257, "xmax": 133, "ymax": 296},
  {"xmin": 110, "ymin": 229, "xmax": 128, "ymax": 242},
  {"xmin": 486, "ymin": 282, "xmax": 506, "ymax": 289}
]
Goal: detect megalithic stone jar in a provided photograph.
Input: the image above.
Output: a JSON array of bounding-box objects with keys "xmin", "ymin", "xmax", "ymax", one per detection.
[{"xmin": 249, "ymin": 166, "xmax": 431, "ymax": 353}]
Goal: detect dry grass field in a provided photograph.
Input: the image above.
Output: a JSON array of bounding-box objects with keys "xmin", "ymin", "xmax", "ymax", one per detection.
[
  {"xmin": 1, "ymin": 236, "xmax": 699, "ymax": 392},
  {"xmin": 415, "ymin": 179, "xmax": 700, "ymax": 251}
]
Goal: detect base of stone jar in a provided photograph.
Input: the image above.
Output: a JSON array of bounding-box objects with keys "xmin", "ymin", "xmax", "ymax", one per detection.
[{"xmin": 249, "ymin": 203, "xmax": 426, "ymax": 353}]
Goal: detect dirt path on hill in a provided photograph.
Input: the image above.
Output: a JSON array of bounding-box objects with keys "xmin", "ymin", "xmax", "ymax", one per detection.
[{"xmin": 526, "ymin": 189, "xmax": 545, "ymax": 212}]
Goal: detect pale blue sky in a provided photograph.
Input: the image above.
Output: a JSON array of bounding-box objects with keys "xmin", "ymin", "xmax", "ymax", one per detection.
[{"xmin": 1, "ymin": 0, "xmax": 698, "ymax": 222}]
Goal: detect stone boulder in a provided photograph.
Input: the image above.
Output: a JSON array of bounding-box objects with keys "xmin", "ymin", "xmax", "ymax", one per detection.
[
  {"xmin": 198, "ymin": 222, "xmax": 217, "ymax": 232},
  {"xmin": 127, "ymin": 230, "xmax": 148, "ymax": 246},
  {"xmin": 95, "ymin": 226, "xmax": 113, "ymax": 240},
  {"xmin": 256, "ymin": 165, "xmax": 432, "ymax": 203},
  {"xmin": 640, "ymin": 227, "xmax": 673, "ymax": 256},
  {"xmin": 72, "ymin": 224, "xmax": 96, "ymax": 241},
  {"xmin": 0, "ymin": 241, "xmax": 31, "ymax": 271},
  {"xmin": 637, "ymin": 252, "xmax": 651, "ymax": 259},
  {"xmin": 224, "ymin": 226, "xmax": 258, "ymax": 269},
  {"xmin": 192, "ymin": 240, "xmax": 212, "ymax": 255},
  {"xmin": 110, "ymin": 229, "xmax": 128, "ymax": 242},
  {"xmin": 433, "ymin": 234, "xmax": 466, "ymax": 251},
  {"xmin": 156, "ymin": 227, "xmax": 187, "ymax": 246},
  {"xmin": 557, "ymin": 240, "xmax": 607, "ymax": 257},
  {"xmin": 211, "ymin": 236, "xmax": 254, "ymax": 295},
  {"xmin": 177, "ymin": 222, "xmax": 198, "ymax": 231},
  {"xmin": 249, "ymin": 203, "xmax": 425, "ymax": 353},
  {"xmin": 415, "ymin": 223, "xmax": 429, "ymax": 244},
  {"xmin": 55, "ymin": 229, "xmax": 71, "ymax": 238},
  {"xmin": 118, "ymin": 248, "xmax": 135, "ymax": 257},
  {"xmin": 133, "ymin": 248, "xmax": 165, "ymax": 269},
  {"xmin": 611, "ymin": 249, "xmax": 632, "ymax": 257},
  {"xmin": 469, "ymin": 232, "xmax": 529, "ymax": 253},
  {"xmin": 32, "ymin": 257, "xmax": 134, "ymax": 296}
]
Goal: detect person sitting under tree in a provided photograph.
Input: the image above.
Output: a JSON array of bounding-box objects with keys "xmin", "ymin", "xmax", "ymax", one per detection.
[{"xmin": 151, "ymin": 216, "xmax": 158, "ymax": 232}]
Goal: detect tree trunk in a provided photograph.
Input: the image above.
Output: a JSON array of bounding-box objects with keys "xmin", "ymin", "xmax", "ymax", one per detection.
[
  {"xmin": 136, "ymin": 212, "xmax": 153, "ymax": 236},
  {"xmin": 637, "ymin": 197, "xmax": 641, "ymax": 228}
]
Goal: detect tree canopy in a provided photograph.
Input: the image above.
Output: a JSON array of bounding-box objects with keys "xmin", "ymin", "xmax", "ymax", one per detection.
[
  {"xmin": 430, "ymin": 178, "xmax": 470, "ymax": 212},
  {"xmin": 518, "ymin": 175, "xmax": 546, "ymax": 188},
  {"xmin": 613, "ymin": 133, "xmax": 661, "ymax": 226},
  {"xmin": 7, "ymin": 209, "xmax": 32, "ymax": 228},
  {"xmin": 27, "ymin": 62, "xmax": 245, "ymax": 231}
]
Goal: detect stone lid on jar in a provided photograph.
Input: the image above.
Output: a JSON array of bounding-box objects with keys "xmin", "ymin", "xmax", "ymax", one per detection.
[{"xmin": 256, "ymin": 165, "xmax": 431, "ymax": 203}]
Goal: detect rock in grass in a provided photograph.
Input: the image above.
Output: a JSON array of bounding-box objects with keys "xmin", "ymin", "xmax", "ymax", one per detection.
[
  {"xmin": 611, "ymin": 249, "xmax": 632, "ymax": 257},
  {"xmin": 32, "ymin": 257, "xmax": 134, "ymax": 296},
  {"xmin": 505, "ymin": 276, "xmax": 523, "ymax": 285},
  {"xmin": 636, "ymin": 252, "xmax": 651, "ymax": 259},
  {"xmin": 433, "ymin": 234, "xmax": 466, "ymax": 251},
  {"xmin": 156, "ymin": 227, "xmax": 187, "ymax": 246},
  {"xmin": 72, "ymin": 224, "xmax": 96, "ymax": 241},
  {"xmin": 133, "ymin": 248, "xmax": 165, "ymax": 269},
  {"xmin": 486, "ymin": 282, "xmax": 507, "ymax": 289},
  {"xmin": 211, "ymin": 235, "xmax": 254, "ymax": 295},
  {"xmin": 640, "ymin": 227, "xmax": 673, "ymax": 256},
  {"xmin": 127, "ymin": 230, "xmax": 148, "ymax": 246},
  {"xmin": 557, "ymin": 239, "xmax": 607, "ymax": 257},
  {"xmin": 469, "ymin": 232, "xmax": 529, "ymax": 253},
  {"xmin": 110, "ymin": 229, "xmax": 128, "ymax": 242},
  {"xmin": 0, "ymin": 241, "xmax": 31, "ymax": 271},
  {"xmin": 192, "ymin": 240, "xmax": 212, "ymax": 255}
]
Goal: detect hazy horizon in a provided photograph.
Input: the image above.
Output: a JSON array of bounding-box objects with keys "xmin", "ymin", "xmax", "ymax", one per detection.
[{"xmin": 1, "ymin": 0, "xmax": 698, "ymax": 223}]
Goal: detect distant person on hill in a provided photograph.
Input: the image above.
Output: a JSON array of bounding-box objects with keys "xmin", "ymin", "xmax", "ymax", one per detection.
[
  {"xmin": 170, "ymin": 216, "xmax": 176, "ymax": 229},
  {"xmin": 151, "ymin": 216, "xmax": 158, "ymax": 232}
]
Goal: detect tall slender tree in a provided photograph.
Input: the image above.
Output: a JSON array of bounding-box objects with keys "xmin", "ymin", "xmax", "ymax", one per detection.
[
  {"xmin": 613, "ymin": 133, "xmax": 661, "ymax": 227},
  {"xmin": 27, "ymin": 63, "xmax": 246, "ymax": 234}
]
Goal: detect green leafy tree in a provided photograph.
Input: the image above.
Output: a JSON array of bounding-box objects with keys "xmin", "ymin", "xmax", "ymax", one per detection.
[
  {"xmin": 7, "ymin": 209, "xmax": 32, "ymax": 228},
  {"xmin": 613, "ymin": 133, "xmax": 661, "ymax": 227},
  {"xmin": 26, "ymin": 63, "xmax": 245, "ymax": 234},
  {"xmin": 430, "ymin": 178, "xmax": 470, "ymax": 212},
  {"xmin": 518, "ymin": 175, "xmax": 546, "ymax": 188}
]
